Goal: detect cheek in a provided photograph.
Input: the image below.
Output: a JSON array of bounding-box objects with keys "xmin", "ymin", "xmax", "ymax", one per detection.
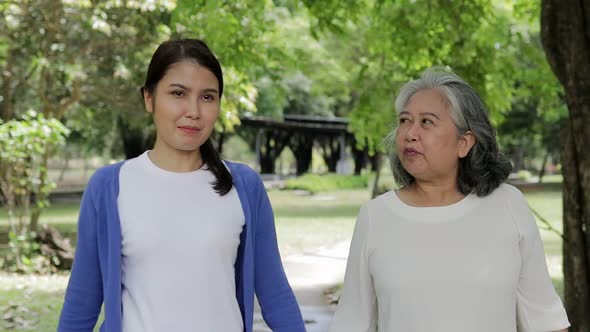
[
  {"xmin": 394, "ymin": 130, "xmax": 404, "ymax": 146},
  {"xmin": 428, "ymin": 130, "xmax": 457, "ymax": 148},
  {"xmin": 205, "ymin": 107, "xmax": 220, "ymax": 123}
]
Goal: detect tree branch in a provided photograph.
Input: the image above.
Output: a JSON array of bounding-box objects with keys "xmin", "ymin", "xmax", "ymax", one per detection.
[
  {"xmin": 56, "ymin": 79, "xmax": 81, "ymax": 119},
  {"xmin": 530, "ymin": 206, "xmax": 564, "ymax": 239}
]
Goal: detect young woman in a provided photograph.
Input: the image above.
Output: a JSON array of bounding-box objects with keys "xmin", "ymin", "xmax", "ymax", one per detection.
[
  {"xmin": 58, "ymin": 39, "xmax": 305, "ymax": 332},
  {"xmin": 329, "ymin": 68, "xmax": 569, "ymax": 332}
]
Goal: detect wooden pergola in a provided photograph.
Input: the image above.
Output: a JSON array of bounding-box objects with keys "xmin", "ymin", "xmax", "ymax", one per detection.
[{"xmin": 237, "ymin": 114, "xmax": 371, "ymax": 175}]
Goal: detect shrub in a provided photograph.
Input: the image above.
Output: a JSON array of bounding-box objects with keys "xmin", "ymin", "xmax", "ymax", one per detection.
[{"xmin": 284, "ymin": 174, "xmax": 369, "ymax": 193}]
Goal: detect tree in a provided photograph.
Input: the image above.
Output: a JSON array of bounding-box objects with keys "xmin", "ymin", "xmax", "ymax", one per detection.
[
  {"xmin": 541, "ymin": 1, "xmax": 590, "ymax": 330},
  {"xmin": 0, "ymin": 111, "xmax": 71, "ymax": 271},
  {"xmin": 0, "ymin": 1, "xmax": 174, "ymax": 269}
]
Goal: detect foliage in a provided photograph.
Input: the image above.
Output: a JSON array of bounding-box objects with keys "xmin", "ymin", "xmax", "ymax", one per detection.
[
  {"xmin": 284, "ymin": 173, "xmax": 369, "ymax": 193},
  {"xmin": 1, "ymin": 231, "xmax": 55, "ymax": 274},
  {"xmin": 0, "ymin": 0, "xmax": 175, "ymax": 152},
  {"xmin": 302, "ymin": 1, "xmax": 563, "ymax": 157},
  {"xmin": 0, "ymin": 111, "xmax": 69, "ymax": 272},
  {"xmin": 0, "ymin": 111, "xmax": 69, "ymax": 233}
]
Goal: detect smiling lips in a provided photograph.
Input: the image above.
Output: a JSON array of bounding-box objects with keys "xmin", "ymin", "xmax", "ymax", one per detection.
[{"xmin": 177, "ymin": 126, "xmax": 201, "ymax": 134}]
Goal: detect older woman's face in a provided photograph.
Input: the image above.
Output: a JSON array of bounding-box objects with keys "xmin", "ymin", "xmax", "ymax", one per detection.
[{"xmin": 395, "ymin": 89, "xmax": 473, "ymax": 183}]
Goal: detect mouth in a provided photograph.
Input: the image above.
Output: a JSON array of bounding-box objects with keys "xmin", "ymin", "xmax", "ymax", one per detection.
[
  {"xmin": 177, "ymin": 126, "xmax": 201, "ymax": 134},
  {"xmin": 403, "ymin": 148, "xmax": 420, "ymax": 156}
]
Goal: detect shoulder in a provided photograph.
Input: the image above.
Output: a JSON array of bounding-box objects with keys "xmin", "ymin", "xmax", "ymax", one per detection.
[
  {"xmin": 368, "ymin": 190, "xmax": 395, "ymax": 207},
  {"xmin": 476, "ymin": 183, "xmax": 527, "ymax": 208},
  {"xmin": 354, "ymin": 191, "xmax": 395, "ymax": 228},
  {"xmin": 362, "ymin": 190, "xmax": 395, "ymax": 217},
  {"xmin": 489, "ymin": 183, "xmax": 538, "ymax": 237},
  {"xmin": 223, "ymin": 160, "xmax": 263, "ymax": 186},
  {"xmin": 85, "ymin": 161, "xmax": 126, "ymax": 193},
  {"xmin": 490, "ymin": 183, "xmax": 524, "ymax": 198},
  {"xmin": 487, "ymin": 183, "xmax": 528, "ymax": 209},
  {"xmin": 480, "ymin": 183, "xmax": 531, "ymax": 218}
]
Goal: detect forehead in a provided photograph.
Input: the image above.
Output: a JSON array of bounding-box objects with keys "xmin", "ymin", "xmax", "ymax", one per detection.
[
  {"xmin": 404, "ymin": 89, "xmax": 450, "ymax": 114},
  {"xmin": 160, "ymin": 60, "xmax": 218, "ymax": 87}
]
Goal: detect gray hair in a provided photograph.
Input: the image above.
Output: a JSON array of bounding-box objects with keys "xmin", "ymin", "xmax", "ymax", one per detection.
[{"xmin": 386, "ymin": 67, "xmax": 512, "ymax": 197}]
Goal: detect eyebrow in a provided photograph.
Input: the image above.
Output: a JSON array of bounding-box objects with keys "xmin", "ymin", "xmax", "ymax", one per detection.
[
  {"xmin": 399, "ymin": 111, "xmax": 440, "ymax": 120},
  {"xmin": 168, "ymin": 84, "xmax": 219, "ymax": 94}
]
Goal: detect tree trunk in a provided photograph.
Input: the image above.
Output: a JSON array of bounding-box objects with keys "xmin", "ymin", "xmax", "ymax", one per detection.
[
  {"xmin": 0, "ymin": 54, "xmax": 17, "ymax": 121},
  {"xmin": 352, "ymin": 145, "xmax": 368, "ymax": 175},
  {"xmin": 290, "ymin": 134, "xmax": 313, "ymax": 175},
  {"xmin": 295, "ymin": 144, "xmax": 313, "ymax": 175},
  {"xmin": 560, "ymin": 124, "xmax": 590, "ymax": 332},
  {"xmin": 30, "ymin": 146, "xmax": 51, "ymax": 232},
  {"xmin": 538, "ymin": 150, "xmax": 549, "ymax": 183},
  {"xmin": 260, "ymin": 153, "xmax": 277, "ymax": 174},
  {"xmin": 118, "ymin": 116, "xmax": 155, "ymax": 159},
  {"xmin": 541, "ymin": 1, "xmax": 590, "ymax": 330},
  {"xmin": 371, "ymin": 152, "xmax": 383, "ymax": 198},
  {"xmin": 319, "ymin": 136, "xmax": 340, "ymax": 173},
  {"xmin": 511, "ymin": 144, "xmax": 525, "ymax": 173},
  {"xmin": 259, "ymin": 129, "xmax": 289, "ymax": 174},
  {"xmin": 216, "ymin": 132, "xmax": 225, "ymax": 155},
  {"xmin": 36, "ymin": 224, "xmax": 75, "ymax": 270}
]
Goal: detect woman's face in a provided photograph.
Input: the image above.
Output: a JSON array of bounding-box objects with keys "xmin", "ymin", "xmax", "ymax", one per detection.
[
  {"xmin": 395, "ymin": 89, "xmax": 474, "ymax": 183},
  {"xmin": 144, "ymin": 60, "xmax": 220, "ymax": 153}
]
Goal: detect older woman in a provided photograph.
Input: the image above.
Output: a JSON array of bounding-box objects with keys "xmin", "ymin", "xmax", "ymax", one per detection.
[{"xmin": 329, "ymin": 68, "xmax": 570, "ymax": 332}]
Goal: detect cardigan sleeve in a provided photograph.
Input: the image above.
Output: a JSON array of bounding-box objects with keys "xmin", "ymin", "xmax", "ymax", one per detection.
[
  {"xmin": 58, "ymin": 175, "xmax": 104, "ymax": 332},
  {"xmin": 249, "ymin": 172, "xmax": 306, "ymax": 332}
]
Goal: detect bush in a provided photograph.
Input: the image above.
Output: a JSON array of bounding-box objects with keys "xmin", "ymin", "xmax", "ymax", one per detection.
[
  {"xmin": 284, "ymin": 174, "xmax": 369, "ymax": 193},
  {"xmin": 0, "ymin": 231, "xmax": 55, "ymax": 274},
  {"xmin": 518, "ymin": 170, "xmax": 533, "ymax": 180}
]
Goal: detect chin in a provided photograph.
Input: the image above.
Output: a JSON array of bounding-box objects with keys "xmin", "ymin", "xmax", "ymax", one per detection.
[
  {"xmin": 174, "ymin": 144, "xmax": 203, "ymax": 152},
  {"xmin": 404, "ymin": 167, "xmax": 427, "ymax": 179}
]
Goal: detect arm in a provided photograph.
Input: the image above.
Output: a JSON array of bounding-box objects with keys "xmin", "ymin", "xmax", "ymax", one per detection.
[
  {"xmin": 252, "ymin": 175, "xmax": 306, "ymax": 332},
  {"xmin": 507, "ymin": 188, "xmax": 570, "ymax": 332},
  {"xmin": 328, "ymin": 205, "xmax": 377, "ymax": 332},
  {"xmin": 57, "ymin": 180, "xmax": 103, "ymax": 332}
]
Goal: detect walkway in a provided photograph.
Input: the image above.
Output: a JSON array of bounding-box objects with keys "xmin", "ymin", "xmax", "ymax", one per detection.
[{"xmin": 253, "ymin": 241, "xmax": 350, "ymax": 331}]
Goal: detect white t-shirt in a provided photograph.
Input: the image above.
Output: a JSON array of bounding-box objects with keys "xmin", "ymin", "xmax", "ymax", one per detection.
[
  {"xmin": 330, "ymin": 184, "xmax": 570, "ymax": 332},
  {"xmin": 118, "ymin": 151, "xmax": 245, "ymax": 332}
]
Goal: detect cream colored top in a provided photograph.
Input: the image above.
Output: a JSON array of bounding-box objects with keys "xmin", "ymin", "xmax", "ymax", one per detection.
[
  {"xmin": 118, "ymin": 151, "xmax": 245, "ymax": 332},
  {"xmin": 330, "ymin": 184, "xmax": 570, "ymax": 332}
]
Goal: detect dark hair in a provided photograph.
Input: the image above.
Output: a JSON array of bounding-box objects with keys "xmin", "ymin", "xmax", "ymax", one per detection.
[
  {"xmin": 141, "ymin": 39, "xmax": 232, "ymax": 195},
  {"xmin": 386, "ymin": 67, "xmax": 512, "ymax": 197}
]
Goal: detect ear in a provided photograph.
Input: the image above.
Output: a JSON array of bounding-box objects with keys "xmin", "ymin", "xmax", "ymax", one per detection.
[
  {"xmin": 458, "ymin": 131, "xmax": 476, "ymax": 158},
  {"xmin": 143, "ymin": 89, "xmax": 154, "ymax": 113}
]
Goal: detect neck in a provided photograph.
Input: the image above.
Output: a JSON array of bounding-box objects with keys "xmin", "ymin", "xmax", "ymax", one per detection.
[
  {"xmin": 399, "ymin": 176, "xmax": 465, "ymax": 207},
  {"xmin": 148, "ymin": 140, "xmax": 204, "ymax": 173}
]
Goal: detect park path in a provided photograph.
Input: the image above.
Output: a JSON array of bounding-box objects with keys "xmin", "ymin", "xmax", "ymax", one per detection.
[{"xmin": 253, "ymin": 241, "xmax": 350, "ymax": 332}]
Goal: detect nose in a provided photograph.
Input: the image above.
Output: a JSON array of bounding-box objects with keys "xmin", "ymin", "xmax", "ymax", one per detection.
[
  {"xmin": 405, "ymin": 122, "xmax": 419, "ymax": 142},
  {"xmin": 185, "ymin": 99, "xmax": 201, "ymax": 119}
]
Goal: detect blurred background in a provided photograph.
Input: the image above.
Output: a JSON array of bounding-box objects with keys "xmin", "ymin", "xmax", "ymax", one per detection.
[{"xmin": 1, "ymin": 0, "xmax": 588, "ymax": 331}]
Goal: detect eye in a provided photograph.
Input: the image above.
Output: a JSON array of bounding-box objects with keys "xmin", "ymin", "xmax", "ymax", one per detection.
[
  {"xmin": 202, "ymin": 94, "xmax": 216, "ymax": 101},
  {"xmin": 399, "ymin": 118, "xmax": 411, "ymax": 124},
  {"xmin": 422, "ymin": 118, "xmax": 434, "ymax": 125},
  {"xmin": 171, "ymin": 90, "xmax": 185, "ymax": 97}
]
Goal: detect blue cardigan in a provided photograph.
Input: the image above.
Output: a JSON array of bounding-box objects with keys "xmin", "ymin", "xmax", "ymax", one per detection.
[{"xmin": 57, "ymin": 160, "xmax": 305, "ymax": 332}]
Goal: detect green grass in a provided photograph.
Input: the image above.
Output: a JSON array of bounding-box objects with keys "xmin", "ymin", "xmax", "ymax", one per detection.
[
  {"xmin": 540, "ymin": 174, "xmax": 563, "ymax": 184},
  {"xmin": 269, "ymin": 189, "xmax": 368, "ymax": 256},
  {"xmin": 0, "ymin": 203, "xmax": 81, "ymax": 224},
  {"xmin": 522, "ymin": 189, "xmax": 564, "ymax": 297},
  {"xmin": 0, "ymin": 187, "xmax": 565, "ymax": 331},
  {"xmin": 284, "ymin": 174, "xmax": 370, "ymax": 193}
]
